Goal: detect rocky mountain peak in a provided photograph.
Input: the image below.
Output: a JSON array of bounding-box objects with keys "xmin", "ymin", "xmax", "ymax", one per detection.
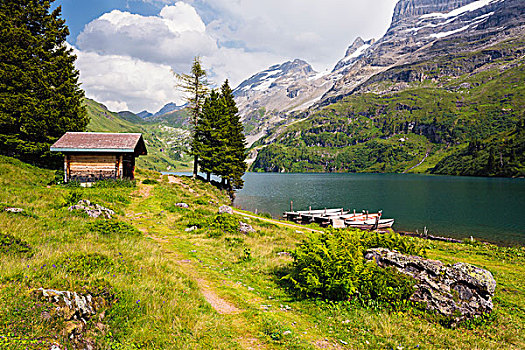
[
  {"xmin": 333, "ymin": 37, "xmax": 375, "ymax": 72},
  {"xmin": 391, "ymin": 0, "xmax": 475, "ymax": 25}
]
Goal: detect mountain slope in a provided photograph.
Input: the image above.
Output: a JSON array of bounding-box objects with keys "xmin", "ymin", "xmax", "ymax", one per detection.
[
  {"xmin": 233, "ymin": 59, "xmax": 334, "ymax": 146},
  {"xmin": 85, "ymin": 99, "xmax": 191, "ymax": 172},
  {"xmin": 249, "ymin": 0, "xmax": 525, "ymax": 177}
]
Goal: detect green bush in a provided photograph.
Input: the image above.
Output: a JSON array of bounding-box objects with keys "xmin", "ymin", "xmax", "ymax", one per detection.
[
  {"xmin": 65, "ymin": 188, "xmax": 83, "ymax": 206},
  {"xmin": 208, "ymin": 214, "xmax": 239, "ymax": 238},
  {"xmin": 360, "ymin": 230, "xmax": 426, "ymax": 257},
  {"xmin": 0, "ymin": 232, "xmax": 32, "ymax": 256},
  {"xmin": 284, "ymin": 230, "xmax": 364, "ymax": 300},
  {"xmin": 142, "ymin": 179, "xmax": 158, "ymax": 185},
  {"xmin": 87, "ymin": 220, "xmax": 140, "ymax": 236},
  {"xmin": 283, "ymin": 229, "xmax": 422, "ymax": 303},
  {"xmin": 357, "ymin": 262, "xmax": 416, "ymax": 309},
  {"xmin": 194, "ymin": 197, "xmax": 209, "ymax": 205}
]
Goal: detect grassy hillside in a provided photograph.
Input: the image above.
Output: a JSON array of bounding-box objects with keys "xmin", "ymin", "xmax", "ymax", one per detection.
[
  {"xmin": 252, "ymin": 39, "xmax": 525, "ymax": 177},
  {"xmin": 1, "ymin": 156, "xmax": 524, "ymax": 349},
  {"xmin": 85, "ymin": 99, "xmax": 192, "ymax": 172}
]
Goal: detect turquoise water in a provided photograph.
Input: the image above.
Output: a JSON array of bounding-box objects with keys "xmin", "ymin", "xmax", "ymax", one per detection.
[{"xmin": 232, "ymin": 173, "xmax": 525, "ymax": 245}]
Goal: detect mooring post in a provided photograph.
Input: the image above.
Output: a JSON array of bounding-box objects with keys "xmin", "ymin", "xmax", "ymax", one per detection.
[
  {"xmin": 366, "ymin": 210, "xmax": 369, "ymax": 220},
  {"xmin": 290, "ymin": 201, "xmax": 293, "ymax": 212}
]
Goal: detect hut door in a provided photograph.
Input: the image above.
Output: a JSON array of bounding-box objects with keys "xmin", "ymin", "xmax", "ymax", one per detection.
[{"xmin": 123, "ymin": 155, "xmax": 135, "ymax": 179}]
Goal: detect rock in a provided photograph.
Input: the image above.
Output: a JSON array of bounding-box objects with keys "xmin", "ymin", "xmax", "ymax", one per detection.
[
  {"xmin": 175, "ymin": 202, "xmax": 189, "ymax": 209},
  {"xmin": 68, "ymin": 200, "xmax": 115, "ymax": 219},
  {"xmin": 33, "ymin": 288, "xmax": 99, "ymax": 323},
  {"xmin": 218, "ymin": 205, "xmax": 234, "ymax": 215},
  {"xmin": 364, "ymin": 248, "xmax": 496, "ymax": 322},
  {"xmin": 5, "ymin": 207, "xmax": 24, "ymax": 213},
  {"xmin": 239, "ymin": 221, "xmax": 255, "ymax": 234}
]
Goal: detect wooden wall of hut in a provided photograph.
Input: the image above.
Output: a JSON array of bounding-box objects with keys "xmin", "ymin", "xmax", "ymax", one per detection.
[{"xmin": 65, "ymin": 154, "xmax": 124, "ymax": 182}]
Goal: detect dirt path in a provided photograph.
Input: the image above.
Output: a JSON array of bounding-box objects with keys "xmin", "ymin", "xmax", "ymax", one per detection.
[
  {"xmin": 233, "ymin": 209, "xmax": 322, "ymax": 233},
  {"xmin": 196, "ymin": 279, "xmax": 242, "ymax": 315},
  {"xmin": 167, "ymin": 175, "xmax": 194, "ymax": 192}
]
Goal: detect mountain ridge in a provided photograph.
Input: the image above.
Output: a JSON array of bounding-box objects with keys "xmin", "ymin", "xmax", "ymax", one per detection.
[{"xmin": 245, "ymin": 0, "xmax": 525, "ymax": 177}]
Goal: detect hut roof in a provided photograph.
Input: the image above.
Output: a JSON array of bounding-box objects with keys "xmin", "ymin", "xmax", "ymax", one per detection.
[{"xmin": 50, "ymin": 132, "xmax": 147, "ymax": 155}]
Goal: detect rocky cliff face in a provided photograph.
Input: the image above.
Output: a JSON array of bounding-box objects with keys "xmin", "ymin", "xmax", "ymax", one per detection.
[
  {"xmin": 391, "ymin": 0, "xmax": 474, "ymax": 24},
  {"xmin": 233, "ymin": 59, "xmax": 334, "ymax": 146},
  {"xmin": 324, "ymin": 0, "xmax": 524, "ymax": 101},
  {"xmin": 236, "ymin": 0, "xmax": 524, "ymax": 146}
]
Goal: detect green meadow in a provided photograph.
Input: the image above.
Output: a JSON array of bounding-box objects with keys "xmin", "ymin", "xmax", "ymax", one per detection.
[{"xmin": 0, "ymin": 156, "xmax": 523, "ymax": 349}]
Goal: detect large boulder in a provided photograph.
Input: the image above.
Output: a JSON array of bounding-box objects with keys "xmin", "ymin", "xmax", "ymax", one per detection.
[
  {"xmin": 218, "ymin": 205, "xmax": 234, "ymax": 215},
  {"xmin": 68, "ymin": 199, "xmax": 115, "ymax": 219},
  {"xmin": 364, "ymin": 248, "xmax": 496, "ymax": 322}
]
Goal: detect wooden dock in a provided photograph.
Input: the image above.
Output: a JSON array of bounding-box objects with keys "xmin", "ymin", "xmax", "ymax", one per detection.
[{"xmin": 283, "ymin": 206, "xmax": 393, "ymax": 230}]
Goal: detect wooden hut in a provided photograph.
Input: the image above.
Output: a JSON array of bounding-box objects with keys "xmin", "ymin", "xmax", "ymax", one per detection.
[{"xmin": 50, "ymin": 132, "xmax": 147, "ymax": 183}]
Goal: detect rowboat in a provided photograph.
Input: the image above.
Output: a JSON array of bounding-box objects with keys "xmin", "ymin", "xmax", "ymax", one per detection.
[{"xmin": 345, "ymin": 218, "xmax": 395, "ymax": 230}]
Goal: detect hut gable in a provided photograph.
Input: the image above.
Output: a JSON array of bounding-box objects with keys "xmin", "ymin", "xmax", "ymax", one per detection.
[{"xmin": 51, "ymin": 132, "xmax": 148, "ymax": 183}]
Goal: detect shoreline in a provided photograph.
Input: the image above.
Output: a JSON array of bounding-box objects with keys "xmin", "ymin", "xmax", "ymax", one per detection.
[{"xmin": 234, "ymin": 205, "xmax": 523, "ymax": 248}]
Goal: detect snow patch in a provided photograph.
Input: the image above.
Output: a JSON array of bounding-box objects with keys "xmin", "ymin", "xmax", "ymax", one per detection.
[
  {"xmin": 342, "ymin": 44, "xmax": 371, "ymax": 62},
  {"xmin": 307, "ymin": 70, "xmax": 331, "ymax": 81},
  {"xmin": 253, "ymin": 76, "xmax": 279, "ymax": 91},
  {"xmin": 421, "ymin": 0, "xmax": 500, "ymax": 19},
  {"xmin": 429, "ymin": 24, "xmax": 471, "ymax": 38},
  {"xmin": 428, "ymin": 12, "xmax": 494, "ymax": 39}
]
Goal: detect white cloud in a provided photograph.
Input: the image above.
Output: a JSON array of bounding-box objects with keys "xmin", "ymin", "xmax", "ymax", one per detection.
[
  {"xmin": 77, "ymin": 4, "xmax": 215, "ymax": 71},
  {"xmin": 74, "ymin": 48, "xmax": 184, "ymax": 113},
  {"xmin": 192, "ymin": 0, "xmax": 400, "ymax": 71},
  {"xmin": 74, "ymin": 0, "xmax": 401, "ymax": 112}
]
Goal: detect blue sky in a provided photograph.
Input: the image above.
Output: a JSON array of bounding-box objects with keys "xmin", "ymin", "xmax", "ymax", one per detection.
[{"xmin": 53, "ymin": 0, "xmax": 400, "ymax": 113}]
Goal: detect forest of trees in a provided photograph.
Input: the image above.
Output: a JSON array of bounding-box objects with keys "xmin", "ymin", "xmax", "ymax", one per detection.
[
  {"xmin": 177, "ymin": 58, "xmax": 247, "ymax": 192},
  {"xmin": 0, "ymin": 0, "xmax": 88, "ymax": 167}
]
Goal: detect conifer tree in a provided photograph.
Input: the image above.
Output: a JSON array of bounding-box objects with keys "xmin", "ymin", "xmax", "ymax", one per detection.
[
  {"xmin": 175, "ymin": 57, "xmax": 209, "ymax": 178},
  {"xmin": 220, "ymin": 80, "xmax": 247, "ymax": 190},
  {"xmin": 0, "ymin": 0, "xmax": 88, "ymax": 166},
  {"xmin": 197, "ymin": 90, "xmax": 227, "ymax": 182}
]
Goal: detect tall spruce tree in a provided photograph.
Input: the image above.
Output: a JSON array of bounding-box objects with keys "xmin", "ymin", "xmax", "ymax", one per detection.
[
  {"xmin": 175, "ymin": 57, "xmax": 209, "ymax": 178},
  {"xmin": 0, "ymin": 0, "xmax": 88, "ymax": 166},
  {"xmin": 197, "ymin": 90, "xmax": 227, "ymax": 182},
  {"xmin": 220, "ymin": 80, "xmax": 247, "ymax": 190}
]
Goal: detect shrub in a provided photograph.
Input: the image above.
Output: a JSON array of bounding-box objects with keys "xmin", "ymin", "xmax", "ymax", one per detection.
[
  {"xmin": 360, "ymin": 230, "xmax": 426, "ymax": 257},
  {"xmin": 194, "ymin": 198, "xmax": 209, "ymax": 205},
  {"xmin": 65, "ymin": 188, "xmax": 83, "ymax": 206},
  {"xmin": 142, "ymin": 179, "xmax": 158, "ymax": 185},
  {"xmin": 283, "ymin": 229, "xmax": 421, "ymax": 303},
  {"xmin": 0, "ymin": 232, "xmax": 32, "ymax": 256},
  {"xmin": 208, "ymin": 214, "xmax": 239, "ymax": 238},
  {"xmin": 357, "ymin": 262, "xmax": 416, "ymax": 310},
  {"xmin": 87, "ymin": 220, "xmax": 140, "ymax": 236},
  {"xmin": 284, "ymin": 231, "xmax": 364, "ymax": 300}
]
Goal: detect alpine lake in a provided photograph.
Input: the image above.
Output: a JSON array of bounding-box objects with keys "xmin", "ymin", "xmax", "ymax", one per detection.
[{"xmin": 168, "ymin": 172, "xmax": 525, "ymax": 246}]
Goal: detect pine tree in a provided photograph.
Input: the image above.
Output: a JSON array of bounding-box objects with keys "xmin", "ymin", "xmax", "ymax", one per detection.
[
  {"xmin": 0, "ymin": 0, "xmax": 88, "ymax": 167},
  {"xmin": 197, "ymin": 90, "xmax": 227, "ymax": 182},
  {"xmin": 220, "ymin": 80, "xmax": 247, "ymax": 190},
  {"xmin": 175, "ymin": 57, "xmax": 209, "ymax": 178}
]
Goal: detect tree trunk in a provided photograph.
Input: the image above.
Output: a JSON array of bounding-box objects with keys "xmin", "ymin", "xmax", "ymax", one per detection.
[
  {"xmin": 206, "ymin": 172, "xmax": 210, "ymax": 182},
  {"xmin": 193, "ymin": 155, "xmax": 198, "ymax": 179}
]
